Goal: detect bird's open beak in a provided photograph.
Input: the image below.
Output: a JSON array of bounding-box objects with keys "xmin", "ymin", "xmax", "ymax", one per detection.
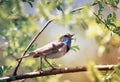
[{"xmin": 69, "ymin": 34, "xmax": 74, "ymax": 39}]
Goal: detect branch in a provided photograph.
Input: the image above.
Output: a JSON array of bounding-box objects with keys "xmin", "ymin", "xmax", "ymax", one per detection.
[
  {"xmin": 70, "ymin": 2, "xmax": 98, "ymax": 13},
  {"xmin": 93, "ymin": 12, "xmax": 110, "ymax": 29},
  {"xmin": 70, "ymin": 7, "xmax": 84, "ymax": 13},
  {"xmin": 13, "ymin": 19, "xmax": 54, "ymax": 75},
  {"xmin": 1, "ymin": 65, "xmax": 119, "ymax": 81}
]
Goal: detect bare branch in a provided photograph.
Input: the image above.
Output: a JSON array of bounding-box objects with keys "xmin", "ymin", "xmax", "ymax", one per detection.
[
  {"xmin": 70, "ymin": 7, "xmax": 84, "ymax": 13},
  {"xmin": 1, "ymin": 65, "xmax": 119, "ymax": 81},
  {"xmin": 13, "ymin": 19, "xmax": 54, "ymax": 75}
]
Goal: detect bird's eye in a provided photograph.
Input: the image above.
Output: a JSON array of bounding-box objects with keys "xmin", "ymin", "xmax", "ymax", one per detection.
[{"xmin": 64, "ymin": 35, "xmax": 67, "ymax": 37}]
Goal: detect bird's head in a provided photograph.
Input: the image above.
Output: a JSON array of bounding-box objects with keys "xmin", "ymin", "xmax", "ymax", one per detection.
[
  {"xmin": 59, "ymin": 33, "xmax": 74, "ymax": 52},
  {"xmin": 59, "ymin": 33, "xmax": 74, "ymax": 41},
  {"xmin": 64, "ymin": 33, "xmax": 74, "ymax": 40},
  {"xmin": 59, "ymin": 33, "xmax": 74, "ymax": 46}
]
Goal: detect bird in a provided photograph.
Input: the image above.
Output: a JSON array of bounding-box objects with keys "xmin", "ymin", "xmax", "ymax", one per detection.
[{"xmin": 17, "ymin": 33, "xmax": 74, "ymax": 69}]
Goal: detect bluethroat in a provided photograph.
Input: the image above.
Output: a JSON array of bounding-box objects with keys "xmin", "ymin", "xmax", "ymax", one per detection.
[{"xmin": 17, "ymin": 33, "xmax": 74, "ymax": 69}]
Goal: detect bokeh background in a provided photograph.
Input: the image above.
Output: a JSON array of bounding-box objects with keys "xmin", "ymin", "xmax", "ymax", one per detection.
[{"xmin": 0, "ymin": 0, "xmax": 120, "ymax": 82}]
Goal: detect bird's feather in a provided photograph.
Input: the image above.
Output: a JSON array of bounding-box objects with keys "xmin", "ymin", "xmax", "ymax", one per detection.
[{"xmin": 30, "ymin": 41, "xmax": 67, "ymax": 59}]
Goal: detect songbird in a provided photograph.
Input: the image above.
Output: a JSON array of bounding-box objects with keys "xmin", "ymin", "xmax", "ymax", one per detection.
[{"xmin": 17, "ymin": 33, "xmax": 74, "ymax": 69}]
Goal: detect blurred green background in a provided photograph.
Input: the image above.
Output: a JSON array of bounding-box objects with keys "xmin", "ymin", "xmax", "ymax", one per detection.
[{"xmin": 0, "ymin": 0, "xmax": 120, "ymax": 82}]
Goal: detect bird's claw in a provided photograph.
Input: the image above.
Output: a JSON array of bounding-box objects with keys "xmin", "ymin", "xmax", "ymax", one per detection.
[{"xmin": 39, "ymin": 70, "xmax": 43, "ymax": 74}]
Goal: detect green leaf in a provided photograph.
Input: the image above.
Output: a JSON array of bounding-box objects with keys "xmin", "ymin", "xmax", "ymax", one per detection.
[
  {"xmin": 113, "ymin": 26, "xmax": 120, "ymax": 36},
  {"xmin": 97, "ymin": 1, "xmax": 104, "ymax": 15},
  {"xmin": 114, "ymin": 64, "xmax": 120, "ymax": 81},
  {"xmin": 22, "ymin": 0, "xmax": 27, "ymax": 2},
  {"xmin": 28, "ymin": 1, "xmax": 33, "ymax": 7},
  {"xmin": 0, "ymin": 66, "xmax": 3, "ymax": 76},
  {"xmin": 107, "ymin": 12, "xmax": 116, "ymax": 23},
  {"xmin": 56, "ymin": 2, "xmax": 64, "ymax": 14},
  {"xmin": 0, "ymin": 65, "xmax": 12, "ymax": 76},
  {"xmin": 96, "ymin": 18, "xmax": 102, "ymax": 24},
  {"xmin": 109, "ymin": 0, "xmax": 119, "ymax": 8},
  {"xmin": 56, "ymin": 5, "xmax": 61, "ymax": 10},
  {"xmin": 109, "ymin": 23, "xmax": 116, "ymax": 28},
  {"xmin": 71, "ymin": 45, "xmax": 80, "ymax": 51},
  {"xmin": 0, "ymin": 0, "xmax": 4, "ymax": 4}
]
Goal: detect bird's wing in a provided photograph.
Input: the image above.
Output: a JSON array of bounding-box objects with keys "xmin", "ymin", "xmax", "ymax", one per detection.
[{"xmin": 31, "ymin": 41, "xmax": 67, "ymax": 58}]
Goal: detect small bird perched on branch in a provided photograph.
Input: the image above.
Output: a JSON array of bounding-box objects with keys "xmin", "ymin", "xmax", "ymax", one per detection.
[{"xmin": 17, "ymin": 33, "xmax": 74, "ymax": 69}]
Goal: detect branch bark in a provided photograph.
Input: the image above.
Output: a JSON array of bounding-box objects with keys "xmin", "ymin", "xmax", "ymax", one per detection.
[{"xmin": 1, "ymin": 65, "xmax": 119, "ymax": 81}]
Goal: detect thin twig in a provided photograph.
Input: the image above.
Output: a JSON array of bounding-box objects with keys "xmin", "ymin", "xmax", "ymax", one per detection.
[
  {"xmin": 13, "ymin": 19, "xmax": 54, "ymax": 75},
  {"xmin": 93, "ymin": 12, "xmax": 111, "ymax": 30},
  {"xmin": 70, "ymin": 2, "xmax": 99, "ymax": 13},
  {"xmin": 93, "ymin": 12, "xmax": 106, "ymax": 25},
  {"xmin": 70, "ymin": 7, "xmax": 84, "ymax": 13},
  {"xmin": 59, "ymin": 5, "xmax": 64, "ymax": 15},
  {"xmin": 1, "ymin": 65, "xmax": 119, "ymax": 81}
]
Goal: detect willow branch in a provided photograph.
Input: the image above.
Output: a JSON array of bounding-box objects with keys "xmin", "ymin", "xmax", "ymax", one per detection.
[
  {"xmin": 13, "ymin": 19, "xmax": 54, "ymax": 75},
  {"xmin": 1, "ymin": 65, "xmax": 119, "ymax": 81}
]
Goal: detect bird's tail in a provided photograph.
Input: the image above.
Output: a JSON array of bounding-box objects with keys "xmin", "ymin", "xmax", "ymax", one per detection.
[
  {"xmin": 16, "ymin": 54, "xmax": 30, "ymax": 61},
  {"xmin": 16, "ymin": 51, "xmax": 37, "ymax": 61}
]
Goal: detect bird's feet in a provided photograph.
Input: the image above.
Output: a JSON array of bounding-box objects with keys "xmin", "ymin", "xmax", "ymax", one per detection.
[
  {"xmin": 37, "ymin": 67, "xmax": 43, "ymax": 72},
  {"xmin": 39, "ymin": 70, "xmax": 43, "ymax": 74}
]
